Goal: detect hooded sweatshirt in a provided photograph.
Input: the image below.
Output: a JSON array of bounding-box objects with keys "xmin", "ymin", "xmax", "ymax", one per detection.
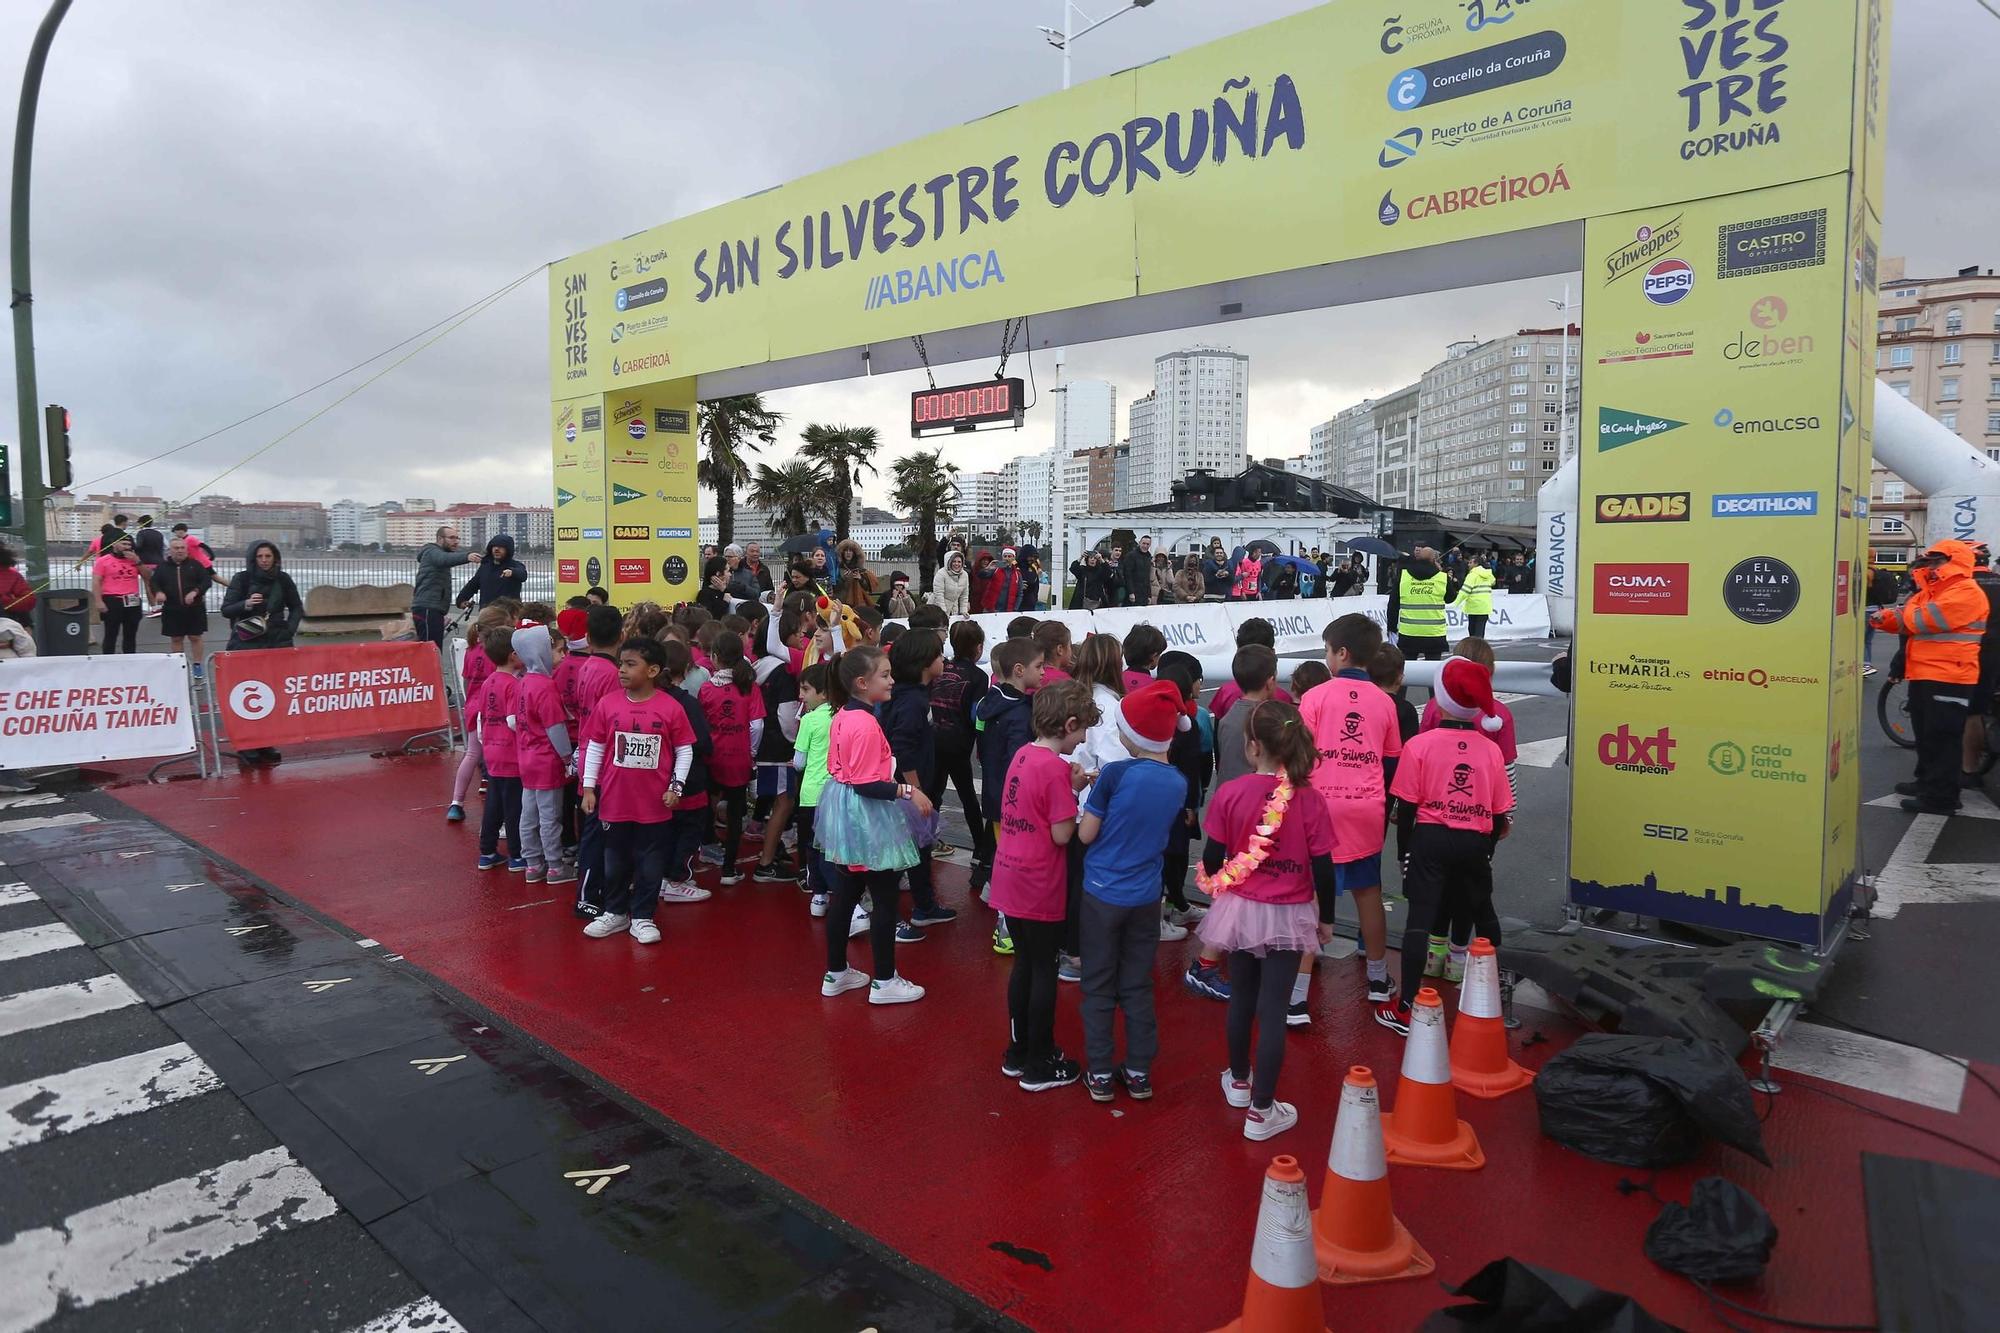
[
  {"xmin": 1872, "ymin": 540, "xmax": 1988, "ymax": 685},
  {"xmin": 975, "ymin": 682, "xmax": 1035, "ymax": 797},
  {"xmin": 511, "ymin": 625, "xmax": 573, "ymax": 790},
  {"xmin": 456, "ymin": 533, "xmax": 529, "ymax": 608}
]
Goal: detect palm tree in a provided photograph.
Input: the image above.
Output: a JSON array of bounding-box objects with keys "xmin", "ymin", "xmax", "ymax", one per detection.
[
  {"xmin": 748, "ymin": 458, "xmax": 831, "ymax": 538},
  {"xmin": 889, "ymin": 450, "xmax": 959, "ymax": 591},
  {"xmin": 697, "ymin": 395, "xmax": 783, "ymax": 548},
  {"xmin": 798, "ymin": 423, "xmax": 879, "ymax": 541}
]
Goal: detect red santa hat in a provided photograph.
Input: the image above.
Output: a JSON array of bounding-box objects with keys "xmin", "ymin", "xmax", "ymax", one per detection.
[
  {"xmin": 556, "ymin": 608, "xmax": 589, "ymax": 646},
  {"xmin": 1117, "ymin": 679, "xmax": 1194, "ymax": 753},
  {"xmin": 1434, "ymin": 656, "xmax": 1504, "ymax": 733},
  {"xmin": 1000, "ymin": 546, "xmax": 1017, "ymax": 560}
]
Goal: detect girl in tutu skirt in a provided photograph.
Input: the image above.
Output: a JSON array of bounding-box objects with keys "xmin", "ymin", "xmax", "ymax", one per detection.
[
  {"xmin": 1197, "ymin": 700, "xmax": 1340, "ymax": 1142},
  {"xmin": 818, "ymin": 647, "xmax": 932, "ymax": 1006}
]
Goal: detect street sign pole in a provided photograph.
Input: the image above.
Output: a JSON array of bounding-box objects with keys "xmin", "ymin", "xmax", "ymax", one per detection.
[{"xmin": 8, "ymin": 0, "xmax": 74, "ymax": 585}]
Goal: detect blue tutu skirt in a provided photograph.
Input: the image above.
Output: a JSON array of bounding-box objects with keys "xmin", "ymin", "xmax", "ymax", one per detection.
[{"xmin": 816, "ymin": 782, "xmax": 920, "ymax": 872}]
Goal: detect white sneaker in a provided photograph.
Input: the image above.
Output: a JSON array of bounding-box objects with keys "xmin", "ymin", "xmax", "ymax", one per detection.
[
  {"xmin": 1159, "ymin": 916, "xmax": 1190, "ymax": 942},
  {"xmin": 848, "ymin": 909, "xmax": 871, "ymax": 938},
  {"xmin": 1167, "ymin": 905, "xmax": 1207, "ymax": 927},
  {"xmin": 630, "ymin": 919, "xmax": 661, "ymax": 945},
  {"xmin": 1220, "ymin": 1068, "xmax": 1252, "ymax": 1109},
  {"xmin": 810, "ymin": 893, "xmax": 829, "ymax": 918},
  {"xmin": 1243, "ymin": 1100, "xmax": 1299, "ymax": 1141},
  {"xmin": 584, "ymin": 913, "xmax": 630, "ymax": 939},
  {"xmin": 821, "ymin": 967, "xmax": 869, "ymax": 997},
  {"xmin": 658, "ymin": 880, "xmax": 712, "ymax": 904},
  {"xmin": 869, "ymin": 974, "xmax": 925, "ymax": 1005}
]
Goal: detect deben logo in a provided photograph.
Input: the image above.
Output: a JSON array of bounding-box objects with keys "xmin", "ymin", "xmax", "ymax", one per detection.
[
  {"xmin": 1596, "ymin": 492, "xmax": 1690, "ymax": 523},
  {"xmin": 1597, "ymin": 724, "xmax": 1677, "ymax": 775},
  {"xmin": 1593, "ymin": 563, "xmax": 1689, "ymax": 616},
  {"xmin": 1598, "ymin": 407, "xmax": 1687, "ymax": 453}
]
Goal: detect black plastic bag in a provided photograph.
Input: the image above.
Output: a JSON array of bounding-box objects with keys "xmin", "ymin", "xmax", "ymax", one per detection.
[
  {"xmin": 1645, "ymin": 1177, "xmax": 1778, "ymax": 1283},
  {"xmin": 1535, "ymin": 1034, "xmax": 1769, "ymax": 1168},
  {"xmin": 1420, "ymin": 1257, "xmax": 1684, "ymax": 1332}
]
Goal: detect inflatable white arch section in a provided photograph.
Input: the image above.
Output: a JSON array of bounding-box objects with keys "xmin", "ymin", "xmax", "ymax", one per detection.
[{"xmin": 1535, "ymin": 454, "xmax": 1578, "ymax": 637}]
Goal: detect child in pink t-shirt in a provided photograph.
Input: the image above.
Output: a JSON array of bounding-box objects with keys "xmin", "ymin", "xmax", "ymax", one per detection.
[
  {"xmin": 1120, "ymin": 623, "xmax": 1165, "ymax": 697},
  {"xmin": 992, "ymin": 679, "xmax": 1099, "ymax": 1092},
  {"xmin": 472, "ymin": 626, "xmax": 523, "ymax": 871},
  {"xmin": 1378, "ymin": 657, "xmax": 1514, "ymax": 1035},
  {"xmin": 817, "ymin": 647, "xmax": 929, "ymax": 1005},
  {"xmin": 698, "ymin": 632, "xmax": 766, "ymax": 886},
  {"xmin": 580, "ymin": 637, "xmax": 697, "ymax": 945},
  {"xmin": 1195, "ymin": 700, "xmax": 1338, "ymax": 1143},
  {"xmin": 511, "ymin": 624, "xmax": 575, "ymax": 887},
  {"xmin": 448, "ymin": 613, "xmax": 499, "ymax": 822},
  {"xmin": 1297, "ymin": 613, "xmax": 1402, "ymax": 1008}
]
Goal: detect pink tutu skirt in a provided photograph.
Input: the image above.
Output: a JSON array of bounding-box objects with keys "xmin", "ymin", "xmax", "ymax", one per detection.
[{"xmin": 1197, "ymin": 893, "xmax": 1321, "ymax": 957}]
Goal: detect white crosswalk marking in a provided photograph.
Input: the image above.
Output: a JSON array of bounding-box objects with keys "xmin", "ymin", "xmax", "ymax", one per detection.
[
  {"xmin": 1513, "ymin": 735, "xmax": 1569, "ymax": 769},
  {"xmin": 0, "ymin": 974, "xmax": 142, "ymax": 1040},
  {"xmin": 0, "ymin": 1043, "xmax": 223, "ymax": 1150},
  {"xmin": 0, "ymin": 1146, "xmax": 338, "ymax": 1333},
  {"xmin": 0, "ymin": 811, "xmax": 99, "ymax": 834},
  {"xmin": 0, "ymin": 921, "xmax": 84, "ymax": 963},
  {"xmin": 1871, "ymin": 813, "xmax": 2000, "ymax": 917},
  {"xmin": 0, "ymin": 877, "xmax": 461, "ymax": 1331},
  {"xmin": 343, "ymin": 1296, "xmax": 468, "ymax": 1333},
  {"xmin": 0, "ymin": 794, "xmax": 62, "ymax": 811}
]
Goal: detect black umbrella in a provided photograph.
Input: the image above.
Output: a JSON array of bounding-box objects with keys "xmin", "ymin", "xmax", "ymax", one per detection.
[
  {"xmin": 777, "ymin": 533, "xmax": 820, "ymax": 555},
  {"xmin": 1245, "ymin": 538, "xmax": 1282, "ymax": 557},
  {"xmin": 1342, "ymin": 536, "xmax": 1399, "ymax": 559}
]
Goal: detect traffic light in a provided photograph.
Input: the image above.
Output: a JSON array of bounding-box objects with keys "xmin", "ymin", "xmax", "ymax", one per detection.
[{"xmin": 44, "ymin": 403, "xmax": 70, "ymax": 489}]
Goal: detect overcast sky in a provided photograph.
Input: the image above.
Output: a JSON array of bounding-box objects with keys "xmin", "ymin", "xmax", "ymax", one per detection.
[{"xmin": 2, "ymin": 0, "xmax": 1992, "ymax": 515}]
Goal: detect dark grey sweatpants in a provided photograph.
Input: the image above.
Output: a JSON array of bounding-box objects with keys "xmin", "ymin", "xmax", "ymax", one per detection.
[{"xmin": 1080, "ymin": 894, "xmax": 1161, "ymax": 1076}]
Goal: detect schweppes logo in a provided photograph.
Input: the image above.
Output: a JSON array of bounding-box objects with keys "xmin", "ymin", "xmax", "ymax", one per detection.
[
  {"xmin": 1596, "ymin": 492, "xmax": 1690, "ymax": 523},
  {"xmin": 555, "ymin": 487, "xmax": 576, "ymax": 506},
  {"xmin": 612, "ymin": 483, "xmax": 645, "ymax": 504},
  {"xmin": 612, "ymin": 524, "xmax": 650, "ymax": 540},
  {"xmin": 556, "ymin": 526, "xmax": 580, "ymax": 542},
  {"xmin": 612, "ymin": 398, "xmax": 644, "ymax": 424},
  {"xmin": 1603, "ymin": 213, "xmax": 1684, "ymax": 285}
]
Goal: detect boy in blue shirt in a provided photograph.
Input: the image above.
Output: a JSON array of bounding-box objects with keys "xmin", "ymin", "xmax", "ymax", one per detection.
[{"xmin": 1077, "ymin": 680, "xmax": 1192, "ymax": 1101}]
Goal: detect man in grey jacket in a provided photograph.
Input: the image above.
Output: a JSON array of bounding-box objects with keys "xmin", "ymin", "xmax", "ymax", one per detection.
[{"xmin": 412, "ymin": 525, "xmax": 474, "ymax": 645}]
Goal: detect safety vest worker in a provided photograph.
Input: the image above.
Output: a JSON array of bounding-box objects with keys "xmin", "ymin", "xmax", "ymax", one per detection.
[
  {"xmin": 1394, "ymin": 556, "xmax": 1452, "ymax": 660},
  {"xmin": 1458, "ymin": 561, "xmax": 1496, "ymax": 616},
  {"xmin": 1872, "ymin": 539, "xmax": 1988, "ymax": 813}
]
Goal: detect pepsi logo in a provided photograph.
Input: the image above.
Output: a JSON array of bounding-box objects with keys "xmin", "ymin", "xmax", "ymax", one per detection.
[{"xmin": 1643, "ymin": 258, "xmax": 1695, "ymax": 306}]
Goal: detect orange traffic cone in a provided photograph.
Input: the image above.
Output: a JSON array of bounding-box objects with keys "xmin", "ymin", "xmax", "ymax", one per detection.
[
  {"xmin": 1449, "ymin": 938, "xmax": 1534, "ymax": 1099},
  {"xmin": 1311, "ymin": 1067, "xmax": 1435, "ymax": 1286},
  {"xmin": 1383, "ymin": 987, "xmax": 1485, "ymax": 1169},
  {"xmin": 1215, "ymin": 1155, "xmax": 1329, "ymax": 1333}
]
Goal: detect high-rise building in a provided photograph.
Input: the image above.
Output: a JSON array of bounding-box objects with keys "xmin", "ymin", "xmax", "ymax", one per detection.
[
  {"xmin": 1054, "ymin": 379, "xmax": 1116, "ymax": 455},
  {"xmin": 1414, "ymin": 327, "xmax": 1577, "ymax": 517},
  {"xmin": 955, "ymin": 469, "xmax": 1001, "ymax": 530},
  {"xmin": 1136, "ymin": 347, "xmax": 1248, "ymax": 505},
  {"xmin": 1125, "ymin": 391, "xmax": 1158, "ymax": 507},
  {"xmin": 1871, "ymin": 259, "xmax": 2000, "ymax": 561}
]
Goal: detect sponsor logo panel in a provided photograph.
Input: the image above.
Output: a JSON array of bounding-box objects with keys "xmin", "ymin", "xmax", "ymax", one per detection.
[
  {"xmin": 1721, "ymin": 556, "xmax": 1800, "ymax": 625},
  {"xmin": 1716, "ymin": 209, "xmax": 1828, "ymax": 278},
  {"xmin": 1598, "ymin": 407, "xmax": 1686, "ymax": 453},
  {"xmin": 1712, "ymin": 491, "xmax": 1818, "ymax": 518},
  {"xmin": 1595, "ymin": 492, "xmax": 1690, "ymax": 523},
  {"xmin": 613, "ymin": 559, "xmax": 650, "ymax": 584},
  {"xmin": 1597, "ymin": 724, "xmax": 1677, "ymax": 776},
  {"xmin": 1593, "ymin": 563, "xmax": 1689, "ymax": 616},
  {"xmin": 612, "ymin": 525, "xmax": 651, "ymax": 541}
]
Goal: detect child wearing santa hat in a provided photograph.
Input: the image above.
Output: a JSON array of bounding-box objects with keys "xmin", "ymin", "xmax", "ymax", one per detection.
[
  {"xmin": 1376, "ymin": 656, "xmax": 1513, "ymax": 1035},
  {"xmin": 1075, "ymin": 680, "xmax": 1193, "ymax": 1102}
]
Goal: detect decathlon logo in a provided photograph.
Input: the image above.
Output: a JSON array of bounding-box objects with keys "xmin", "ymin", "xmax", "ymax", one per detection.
[{"xmin": 1712, "ymin": 491, "xmax": 1818, "ymax": 518}]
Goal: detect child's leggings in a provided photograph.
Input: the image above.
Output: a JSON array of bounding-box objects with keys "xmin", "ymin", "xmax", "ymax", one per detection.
[
  {"xmin": 824, "ymin": 865, "xmax": 898, "ymax": 980},
  {"xmin": 1399, "ymin": 825, "xmax": 1493, "ymax": 1006},
  {"xmin": 1227, "ymin": 948, "xmax": 1302, "ymax": 1108},
  {"xmin": 452, "ymin": 733, "xmax": 483, "ymax": 805}
]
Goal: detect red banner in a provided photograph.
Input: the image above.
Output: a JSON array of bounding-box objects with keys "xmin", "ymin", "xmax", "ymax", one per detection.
[{"xmin": 211, "ymin": 642, "xmax": 449, "ymax": 748}]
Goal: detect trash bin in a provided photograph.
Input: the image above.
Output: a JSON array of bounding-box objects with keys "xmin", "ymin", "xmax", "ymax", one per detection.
[{"xmin": 36, "ymin": 589, "xmax": 93, "ymax": 656}]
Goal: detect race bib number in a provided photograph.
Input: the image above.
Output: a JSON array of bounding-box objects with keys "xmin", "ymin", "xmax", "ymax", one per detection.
[{"xmin": 615, "ymin": 731, "xmax": 661, "ymax": 770}]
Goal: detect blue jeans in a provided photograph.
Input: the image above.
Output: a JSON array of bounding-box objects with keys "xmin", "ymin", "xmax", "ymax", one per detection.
[{"xmin": 1864, "ymin": 620, "xmax": 1876, "ymax": 662}]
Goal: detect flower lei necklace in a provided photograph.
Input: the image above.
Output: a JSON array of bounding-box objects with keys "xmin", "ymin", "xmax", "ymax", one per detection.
[{"xmin": 1196, "ymin": 777, "xmax": 1293, "ymax": 897}]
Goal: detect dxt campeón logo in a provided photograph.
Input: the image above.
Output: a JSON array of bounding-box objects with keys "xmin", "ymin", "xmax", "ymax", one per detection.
[{"xmin": 1598, "ymin": 407, "xmax": 1686, "ymax": 453}]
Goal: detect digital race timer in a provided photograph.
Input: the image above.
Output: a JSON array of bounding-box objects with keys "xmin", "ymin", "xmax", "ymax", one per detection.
[{"xmin": 909, "ymin": 377, "xmax": 1025, "ymax": 437}]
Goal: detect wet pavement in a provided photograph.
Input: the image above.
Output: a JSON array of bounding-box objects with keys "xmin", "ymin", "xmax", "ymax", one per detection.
[
  {"xmin": 103, "ymin": 748, "xmax": 2000, "ymax": 1332},
  {"xmin": 0, "ymin": 787, "xmax": 1003, "ymax": 1332}
]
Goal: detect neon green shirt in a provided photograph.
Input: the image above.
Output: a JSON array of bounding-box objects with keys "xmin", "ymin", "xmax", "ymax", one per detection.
[{"xmin": 795, "ymin": 703, "xmax": 834, "ymax": 807}]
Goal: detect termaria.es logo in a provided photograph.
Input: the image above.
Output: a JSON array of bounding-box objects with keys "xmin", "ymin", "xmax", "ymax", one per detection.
[
  {"xmin": 1598, "ymin": 407, "xmax": 1687, "ymax": 453},
  {"xmin": 1594, "ymin": 563, "xmax": 1689, "ymax": 616}
]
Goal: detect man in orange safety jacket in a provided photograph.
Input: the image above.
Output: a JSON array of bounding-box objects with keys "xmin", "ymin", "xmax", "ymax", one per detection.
[{"xmin": 1873, "ymin": 539, "xmax": 1989, "ymax": 814}]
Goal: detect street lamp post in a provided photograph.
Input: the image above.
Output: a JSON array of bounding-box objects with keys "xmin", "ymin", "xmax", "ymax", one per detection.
[
  {"xmin": 1035, "ymin": 1, "xmax": 1155, "ymax": 605},
  {"xmin": 9, "ymin": 0, "xmax": 74, "ymax": 586},
  {"xmin": 1548, "ymin": 285, "xmax": 1576, "ymax": 464}
]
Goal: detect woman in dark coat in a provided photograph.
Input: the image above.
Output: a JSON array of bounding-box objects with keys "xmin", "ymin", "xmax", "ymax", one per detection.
[{"xmin": 220, "ymin": 540, "xmax": 304, "ymax": 764}]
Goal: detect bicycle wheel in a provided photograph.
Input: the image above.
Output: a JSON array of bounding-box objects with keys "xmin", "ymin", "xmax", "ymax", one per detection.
[{"xmin": 1877, "ymin": 676, "xmax": 1916, "ymax": 749}]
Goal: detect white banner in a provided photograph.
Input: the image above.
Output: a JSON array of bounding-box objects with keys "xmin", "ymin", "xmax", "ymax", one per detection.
[
  {"xmin": 0, "ymin": 654, "xmax": 199, "ymax": 766},
  {"xmin": 1224, "ymin": 594, "xmax": 1553, "ymax": 653},
  {"xmin": 1087, "ymin": 602, "xmax": 1235, "ymax": 657}
]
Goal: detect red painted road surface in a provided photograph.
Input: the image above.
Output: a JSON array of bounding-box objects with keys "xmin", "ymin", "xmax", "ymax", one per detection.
[{"xmin": 116, "ymin": 752, "xmax": 2000, "ymax": 1331}]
